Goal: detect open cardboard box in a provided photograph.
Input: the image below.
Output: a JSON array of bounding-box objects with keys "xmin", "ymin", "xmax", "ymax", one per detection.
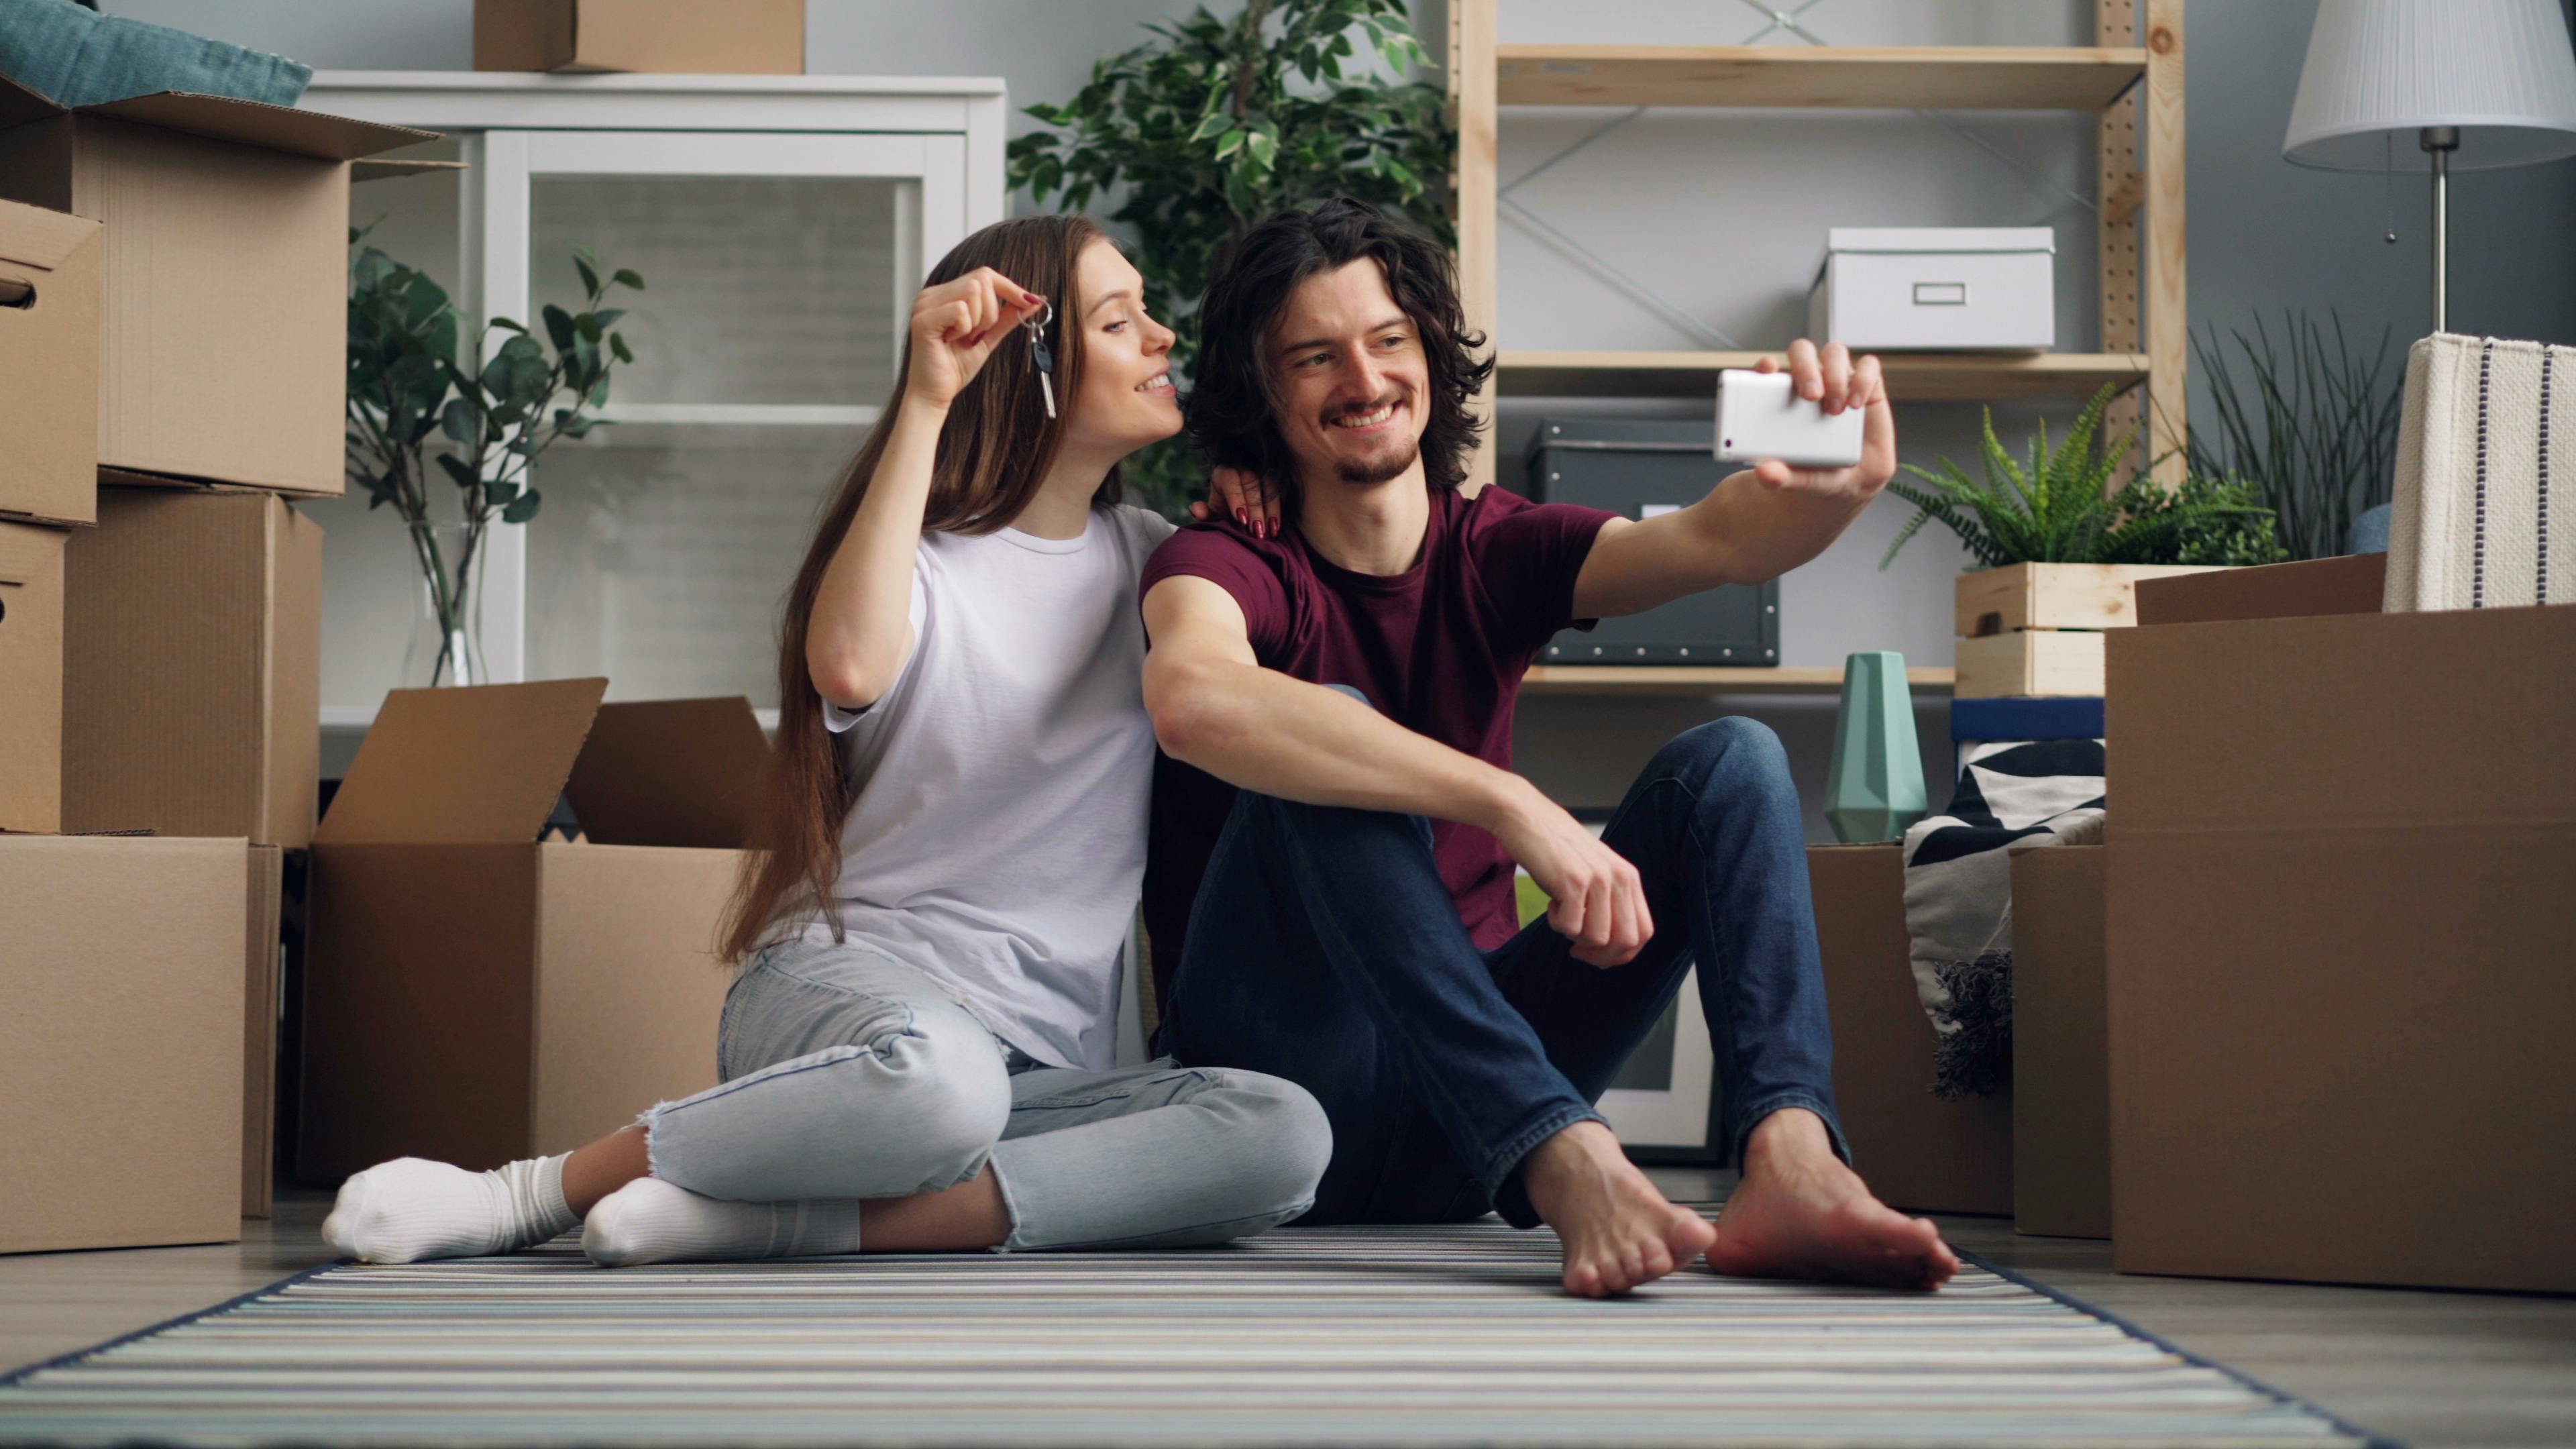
[
  {"xmin": 2106, "ymin": 563, "xmax": 2575, "ymax": 1291},
  {"xmin": 476, "ymin": 0, "xmax": 805, "ymax": 74},
  {"xmin": 0, "ymin": 199, "xmax": 101, "ymax": 528},
  {"xmin": 3, "ymin": 835, "xmax": 250, "ymax": 1254},
  {"xmin": 0, "ymin": 75, "xmax": 433, "ymax": 496},
  {"xmin": 299, "ymin": 680, "xmax": 765, "ymax": 1182},
  {"xmin": 1808, "ymin": 844, "xmax": 2012, "ymax": 1215}
]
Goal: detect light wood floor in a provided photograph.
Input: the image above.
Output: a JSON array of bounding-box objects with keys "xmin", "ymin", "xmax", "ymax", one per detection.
[{"xmin": 3, "ymin": 1175, "xmax": 2571, "ymax": 1449}]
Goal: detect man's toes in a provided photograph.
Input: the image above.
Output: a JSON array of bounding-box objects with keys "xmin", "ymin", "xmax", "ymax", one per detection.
[
  {"xmin": 1563, "ymin": 1258, "xmax": 1603, "ymax": 1297},
  {"xmin": 1640, "ymin": 1239, "xmax": 1674, "ymax": 1279}
]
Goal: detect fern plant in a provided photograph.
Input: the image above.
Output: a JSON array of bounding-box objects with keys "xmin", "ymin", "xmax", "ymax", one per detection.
[{"xmin": 1879, "ymin": 386, "xmax": 2285, "ymax": 572}]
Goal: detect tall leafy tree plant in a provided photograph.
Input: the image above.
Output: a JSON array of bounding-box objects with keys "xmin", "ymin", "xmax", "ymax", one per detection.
[
  {"xmin": 346, "ymin": 230, "xmax": 641, "ymax": 685},
  {"xmin": 1008, "ymin": 0, "xmax": 1456, "ymax": 517}
]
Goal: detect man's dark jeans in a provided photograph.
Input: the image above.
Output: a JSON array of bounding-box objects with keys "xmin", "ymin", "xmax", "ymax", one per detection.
[{"xmin": 1158, "ymin": 710, "xmax": 1850, "ymax": 1229}]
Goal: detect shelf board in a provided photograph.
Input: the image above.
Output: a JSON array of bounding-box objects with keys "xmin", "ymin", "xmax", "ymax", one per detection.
[
  {"xmin": 1523, "ymin": 665, "xmax": 1954, "ymax": 698},
  {"xmin": 1497, "ymin": 45, "xmax": 2147, "ymax": 111},
  {"xmin": 1499, "ymin": 350, "xmax": 2148, "ymax": 402}
]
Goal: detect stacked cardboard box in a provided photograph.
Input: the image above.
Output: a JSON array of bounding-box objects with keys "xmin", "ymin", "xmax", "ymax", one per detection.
[
  {"xmin": 0, "ymin": 77, "xmax": 431, "ymax": 1247},
  {"xmin": 475, "ymin": 0, "xmax": 806, "ymax": 74},
  {"xmin": 300, "ymin": 681, "xmax": 766, "ymax": 1180},
  {"xmin": 2103, "ymin": 556, "xmax": 2575, "ymax": 1291}
]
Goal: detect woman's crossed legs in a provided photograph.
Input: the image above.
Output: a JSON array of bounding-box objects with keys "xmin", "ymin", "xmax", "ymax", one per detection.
[{"xmin": 323, "ymin": 941, "xmax": 1330, "ymax": 1266}]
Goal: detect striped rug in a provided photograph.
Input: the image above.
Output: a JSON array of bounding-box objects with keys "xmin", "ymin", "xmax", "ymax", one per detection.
[{"xmin": 0, "ymin": 1216, "xmax": 2385, "ymax": 1447}]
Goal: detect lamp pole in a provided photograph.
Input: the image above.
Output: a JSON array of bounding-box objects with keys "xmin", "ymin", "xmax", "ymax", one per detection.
[{"xmin": 2421, "ymin": 123, "xmax": 2459, "ymax": 333}]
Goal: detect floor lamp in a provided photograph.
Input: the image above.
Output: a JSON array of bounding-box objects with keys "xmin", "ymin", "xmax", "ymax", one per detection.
[{"xmin": 2284, "ymin": 0, "xmax": 2576, "ymax": 334}]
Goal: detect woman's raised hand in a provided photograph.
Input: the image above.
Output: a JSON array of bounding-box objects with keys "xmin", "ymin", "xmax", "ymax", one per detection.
[{"xmin": 908, "ymin": 266, "xmax": 1048, "ymax": 410}]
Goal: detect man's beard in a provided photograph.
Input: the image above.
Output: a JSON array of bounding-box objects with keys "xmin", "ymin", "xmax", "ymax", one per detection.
[{"xmin": 1334, "ymin": 435, "xmax": 1419, "ymax": 486}]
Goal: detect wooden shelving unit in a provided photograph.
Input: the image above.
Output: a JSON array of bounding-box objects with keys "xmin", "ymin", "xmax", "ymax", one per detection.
[
  {"xmin": 1452, "ymin": 1, "xmax": 2188, "ymax": 488},
  {"xmin": 1496, "ymin": 44, "xmax": 2146, "ymax": 110},
  {"xmin": 1500, "ymin": 349, "xmax": 2148, "ymax": 400},
  {"xmin": 1523, "ymin": 665, "xmax": 1955, "ymax": 698}
]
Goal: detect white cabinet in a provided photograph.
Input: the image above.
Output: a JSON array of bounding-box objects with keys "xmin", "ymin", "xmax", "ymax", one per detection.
[{"xmin": 300, "ymin": 73, "xmax": 1004, "ymax": 727}]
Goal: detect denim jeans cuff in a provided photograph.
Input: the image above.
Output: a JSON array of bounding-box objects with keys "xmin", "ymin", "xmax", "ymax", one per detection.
[
  {"xmin": 1726, "ymin": 1092, "xmax": 1852, "ymax": 1172},
  {"xmin": 1483, "ymin": 1102, "xmax": 1611, "ymax": 1230}
]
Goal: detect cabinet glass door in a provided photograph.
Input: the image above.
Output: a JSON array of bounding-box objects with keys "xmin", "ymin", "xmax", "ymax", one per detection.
[{"xmin": 485, "ymin": 129, "xmax": 965, "ymax": 710}]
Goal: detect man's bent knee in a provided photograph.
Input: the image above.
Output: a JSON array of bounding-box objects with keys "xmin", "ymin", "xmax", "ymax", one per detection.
[{"xmin": 1654, "ymin": 715, "xmax": 1792, "ymax": 790}]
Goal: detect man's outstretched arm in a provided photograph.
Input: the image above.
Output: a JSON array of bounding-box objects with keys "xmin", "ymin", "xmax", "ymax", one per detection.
[
  {"xmin": 1570, "ymin": 340, "xmax": 1896, "ymax": 620},
  {"xmin": 1141, "ymin": 574, "xmax": 1650, "ymax": 965}
]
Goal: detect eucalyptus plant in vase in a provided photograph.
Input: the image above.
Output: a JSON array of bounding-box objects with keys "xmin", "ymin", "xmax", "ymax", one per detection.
[
  {"xmin": 1008, "ymin": 0, "xmax": 1455, "ymax": 519},
  {"xmin": 345, "ymin": 229, "xmax": 643, "ymax": 686}
]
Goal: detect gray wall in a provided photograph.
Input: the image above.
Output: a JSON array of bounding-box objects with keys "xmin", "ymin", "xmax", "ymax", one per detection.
[{"xmin": 111, "ymin": 0, "xmax": 2576, "ymax": 834}]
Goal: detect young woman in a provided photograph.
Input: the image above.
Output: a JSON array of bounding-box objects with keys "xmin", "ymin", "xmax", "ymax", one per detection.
[{"xmin": 320, "ymin": 215, "xmax": 1328, "ymax": 1267}]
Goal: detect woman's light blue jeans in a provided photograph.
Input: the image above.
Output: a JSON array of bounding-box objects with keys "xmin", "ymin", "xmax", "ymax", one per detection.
[{"xmin": 637, "ymin": 938, "xmax": 1332, "ymax": 1252}]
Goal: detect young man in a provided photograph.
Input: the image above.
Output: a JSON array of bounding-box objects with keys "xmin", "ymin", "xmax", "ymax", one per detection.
[{"xmin": 1138, "ymin": 198, "xmax": 1960, "ymax": 1298}]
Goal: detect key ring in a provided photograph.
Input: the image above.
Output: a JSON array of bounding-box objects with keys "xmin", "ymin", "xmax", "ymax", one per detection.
[{"xmin": 1023, "ymin": 301, "xmax": 1057, "ymax": 419}]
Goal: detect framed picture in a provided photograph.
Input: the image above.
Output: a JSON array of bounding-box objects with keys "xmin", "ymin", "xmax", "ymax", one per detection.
[{"xmin": 1517, "ymin": 856, "xmax": 1725, "ymax": 1166}]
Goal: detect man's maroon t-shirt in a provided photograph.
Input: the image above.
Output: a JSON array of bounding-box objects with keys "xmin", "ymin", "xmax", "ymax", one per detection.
[{"xmin": 1137, "ymin": 482, "xmax": 1617, "ymax": 1007}]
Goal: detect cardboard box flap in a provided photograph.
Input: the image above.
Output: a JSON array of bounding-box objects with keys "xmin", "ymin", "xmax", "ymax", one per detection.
[
  {"xmin": 566, "ymin": 698, "xmax": 770, "ymax": 850},
  {"xmin": 79, "ymin": 91, "xmax": 433, "ymax": 162},
  {"xmin": 316, "ymin": 679, "xmax": 608, "ymax": 846},
  {"xmin": 2108, "ymin": 604, "xmax": 2576, "ymax": 833},
  {"xmin": 0, "ymin": 199, "xmax": 99, "ymax": 274},
  {"xmin": 0, "ymin": 72, "xmax": 61, "ymax": 129},
  {"xmin": 354, "ymin": 159, "xmax": 468, "ymax": 184}
]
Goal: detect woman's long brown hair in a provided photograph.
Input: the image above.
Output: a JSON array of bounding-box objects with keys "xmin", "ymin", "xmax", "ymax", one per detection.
[{"xmin": 714, "ymin": 214, "xmax": 1120, "ymax": 965}]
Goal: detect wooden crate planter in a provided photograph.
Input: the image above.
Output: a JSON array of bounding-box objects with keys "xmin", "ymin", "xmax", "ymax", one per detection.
[{"xmin": 1953, "ymin": 564, "xmax": 2226, "ymax": 698}]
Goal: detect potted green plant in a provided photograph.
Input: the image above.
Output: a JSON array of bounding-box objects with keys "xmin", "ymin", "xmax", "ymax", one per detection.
[
  {"xmin": 1879, "ymin": 385, "xmax": 2286, "ymax": 696},
  {"xmin": 2185, "ymin": 309, "xmax": 2405, "ymax": 559},
  {"xmin": 1008, "ymin": 0, "xmax": 1455, "ymax": 518},
  {"xmin": 345, "ymin": 230, "xmax": 642, "ymax": 687}
]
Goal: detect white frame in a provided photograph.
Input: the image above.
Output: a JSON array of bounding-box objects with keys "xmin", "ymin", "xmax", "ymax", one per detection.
[{"xmin": 304, "ymin": 72, "xmax": 1003, "ymax": 719}]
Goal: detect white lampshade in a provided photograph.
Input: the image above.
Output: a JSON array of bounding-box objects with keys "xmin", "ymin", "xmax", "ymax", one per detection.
[{"xmin": 2284, "ymin": 0, "xmax": 2576, "ymax": 171}]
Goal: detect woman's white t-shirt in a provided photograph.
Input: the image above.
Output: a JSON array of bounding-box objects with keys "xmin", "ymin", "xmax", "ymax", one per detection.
[{"xmin": 774, "ymin": 503, "xmax": 1177, "ymax": 1071}]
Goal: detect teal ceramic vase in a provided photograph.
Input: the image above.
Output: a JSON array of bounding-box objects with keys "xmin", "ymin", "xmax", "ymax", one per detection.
[{"xmin": 1825, "ymin": 650, "xmax": 1928, "ymax": 843}]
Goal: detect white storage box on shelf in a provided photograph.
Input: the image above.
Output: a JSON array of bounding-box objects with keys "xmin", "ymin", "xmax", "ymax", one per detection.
[{"xmin": 1808, "ymin": 227, "xmax": 2055, "ymax": 352}]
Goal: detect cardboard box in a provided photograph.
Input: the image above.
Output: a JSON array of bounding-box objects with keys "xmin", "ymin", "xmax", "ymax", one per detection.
[
  {"xmin": 0, "ymin": 199, "xmax": 101, "ymax": 528},
  {"xmin": 476, "ymin": 0, "xmax": 805, "ymax": 74},
  {"xmin": 56, "ymin": 489, "xmax": 321, "ymax": 845},
  {"xmin": 300, "ymin": 680, "xmax": 763, "ymax": 1181},
  {"xmin": 244, "ymin": 845, "xmax": 285, "ymax": 1218},
  {"xmin": 1808, "ymin": 844, "xmax": 2012, "ymax": 1215},
  {"xmin": 2133, "ymin": 552, "xmax": 2388, "ymax": 627},
  {"xmin": 2, "ymin": 835, "xmax": 248, "ymax": 1254},
  {"xmin": 2010, "ymin": 844, "xmax": 2108, "ymax": 1239},
  {"xmin": 0, "ymin": 76, "xmax": 431, "ymax": 496},
  {"xmin": 2106, "ymin": 602, "xmax": 2576, "ymax": 1291},
  {"xmin": 0, "ymin": 521, "xmax": 67, "ymax": 834}
]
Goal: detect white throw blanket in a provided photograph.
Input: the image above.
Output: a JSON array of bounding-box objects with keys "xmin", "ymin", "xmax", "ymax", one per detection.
[
  {"xmin": 1899, "ymin": 740, "xmax": 2105, "ymax": 1100},
  {"xmin": 2387, "ymin": 333, "xmax": 2571, "ymax": 612}
]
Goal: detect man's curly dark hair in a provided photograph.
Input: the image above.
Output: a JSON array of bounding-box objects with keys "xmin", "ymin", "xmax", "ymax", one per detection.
[{"xmin": 1185, "ymin": 197, "xmax": 1493, "ymax": 511}]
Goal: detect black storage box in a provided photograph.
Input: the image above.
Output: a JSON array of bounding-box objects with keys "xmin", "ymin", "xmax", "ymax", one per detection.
[{"xmin": 1525, "ymin": 417, "xmax": 1780, "ymax": 665}]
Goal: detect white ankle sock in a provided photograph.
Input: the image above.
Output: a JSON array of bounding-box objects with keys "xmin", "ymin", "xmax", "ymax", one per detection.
[
  {"xmin": 321, "ymin": 1154, "xmax": 577, "ymax": 1264},
  {"xmin": 582, "ymin": 1177, "xmax": 866, "ymax": 1268}
]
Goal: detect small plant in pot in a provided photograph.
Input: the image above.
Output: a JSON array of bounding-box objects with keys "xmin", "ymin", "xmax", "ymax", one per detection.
[
  {"xmin": 1880, "ymin": 386, "xmax": 2286, "ymax": 696},
  {"xmin": 345, "ymin": 229, "xmax": 643, "ymax": 687}
]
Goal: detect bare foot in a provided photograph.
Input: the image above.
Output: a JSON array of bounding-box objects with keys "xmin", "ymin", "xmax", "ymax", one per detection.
[
  {"xmin": 1521, "ymin": 1120, "xmax": 1719, "ymax": 1298},
  {"xmin": 1703, "ymin": 1109, "xmax": 1960, "ymax": 1291}
]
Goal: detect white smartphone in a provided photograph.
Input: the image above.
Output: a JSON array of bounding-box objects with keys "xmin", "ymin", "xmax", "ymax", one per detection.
[{"xmin": 1715, "ymin": 367, "xmax": 1865, "ymax": 469}]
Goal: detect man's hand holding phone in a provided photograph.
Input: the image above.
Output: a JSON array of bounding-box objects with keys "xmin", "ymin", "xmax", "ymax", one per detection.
[{"xmin": 1726, "ymin": 339, "xmax": 1898, "ymax": 508}]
